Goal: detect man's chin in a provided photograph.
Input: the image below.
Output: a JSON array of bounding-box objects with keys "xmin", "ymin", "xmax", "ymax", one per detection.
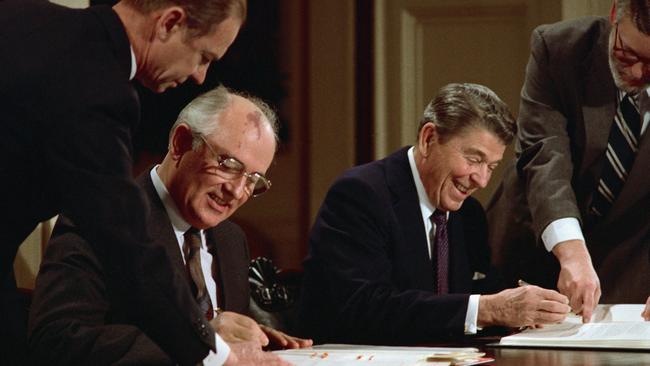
[
  {"xmin": 154, "ymin": 83, "xmax": 176, "ymax": 93},
  {"xmin": 139, "ymin": 80, "xmax": 175, "ymax": 94}
]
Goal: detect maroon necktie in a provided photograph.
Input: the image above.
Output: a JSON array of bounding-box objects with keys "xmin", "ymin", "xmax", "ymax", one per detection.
[
  {"xmin": 184, "ymin": 227, "xmax": 214, "ymax": 320},
  {"xmin": 430, "ymin": 211, "xmax": 449, "ymax": 294}
]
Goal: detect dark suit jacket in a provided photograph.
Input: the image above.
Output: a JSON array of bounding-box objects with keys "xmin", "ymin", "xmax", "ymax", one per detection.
[
  {"xmin": 298, "ymin": 147, "xmax": 502, "ymax": 345},
  {"xmin": 486, "ymin": 17, "xmax": 650, "ymax": 302},
  {"xmin": 28, "ymin": 173, "xmax": 251, "ymax": 365},
  {"xmin": 0, "ymin": 1, "xmax": 214, "ymax": 363}
]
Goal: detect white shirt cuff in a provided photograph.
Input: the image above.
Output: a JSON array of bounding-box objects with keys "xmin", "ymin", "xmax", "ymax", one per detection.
[
  {"xmin": 464, "ymin": 295, "xmax": 481, "ymax": 334},
  {"xmin": 541, "ymin": 217, "xmax": 585, "ymax": 252},
  {"xmin": 202, "ymin": 334, "xmax": 231, "ymax": 366}
]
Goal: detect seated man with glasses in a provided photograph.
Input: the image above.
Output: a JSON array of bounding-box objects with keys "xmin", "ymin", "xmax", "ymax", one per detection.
[
  {"xmin": 28, "ymin": 86, "xmax": 310, "ymax": 366},
  {"xmin": 487, "ymin": 0, "xmax": 650, "ymax": 323}
]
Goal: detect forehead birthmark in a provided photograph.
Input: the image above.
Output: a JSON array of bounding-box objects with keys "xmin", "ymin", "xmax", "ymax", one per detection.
[{"xmin": 245, "ymin": 110, "xmax": 263, "ymax": 141}]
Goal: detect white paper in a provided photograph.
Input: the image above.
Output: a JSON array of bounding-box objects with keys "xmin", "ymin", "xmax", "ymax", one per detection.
[
  {"xmin": 500, "ymin": 304, "xmax": 650, "ymax": 349},
  {"xmin": 274, "ymin": 344, "xmax": 487, "ymax": 366}
]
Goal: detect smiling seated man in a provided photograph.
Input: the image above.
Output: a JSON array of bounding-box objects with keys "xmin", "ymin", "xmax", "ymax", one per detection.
[
  {"xmin": 298, "ymin": 83, "xmax": 571, "ymax": 345},
  {"xmin": 28, "ymin": 86, "xmax": 310, "ymax": 366}
]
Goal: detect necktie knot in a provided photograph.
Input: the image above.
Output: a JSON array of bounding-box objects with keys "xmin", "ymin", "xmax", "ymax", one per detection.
[{"xmin": 431, "ymin": 210, "xmax": 447, "ymax": 226}]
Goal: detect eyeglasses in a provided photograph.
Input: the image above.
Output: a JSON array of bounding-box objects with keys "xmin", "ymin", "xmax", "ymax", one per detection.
[
  {"xmin": 613, "ymin": 23, "xmax": 650, "ymax": 71},
  {"xmin": 199, "ymin": 135, "xmax": 272, "ymax": 197}
]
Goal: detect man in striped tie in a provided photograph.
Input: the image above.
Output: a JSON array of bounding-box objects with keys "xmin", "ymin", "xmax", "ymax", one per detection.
[{"xmin": 487, "ymin": 0, "xmax": 650, "ymax": 322}]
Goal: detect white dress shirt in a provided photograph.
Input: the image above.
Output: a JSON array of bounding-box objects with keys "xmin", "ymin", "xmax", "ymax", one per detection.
[
  {"xmin": 407, "ymin": 147, "xmax": 480, "ymax": 334},
  {"xmin": 150, "ymin": 167, "xmax": 230, "ymax": 366},
  {"xmin": 129, "ymin": 46, "xmax": 136, "ymax": 80},
  {"xmin": 542, "ymin": 86, "xmax": 650, "ymax": 252}
]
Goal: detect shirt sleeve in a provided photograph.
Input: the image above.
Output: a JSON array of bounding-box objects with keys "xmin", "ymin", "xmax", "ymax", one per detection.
[
  {"xmin": 541, "ymin": 217, "xmax": 585, "ymax": 252},
  {"xmin": 464, "ymin": 295, "xmax": 481, "ymax": 334},
  {"xmin": 202, "ymin": 334, "xmax": 231, "ymax": 366}
]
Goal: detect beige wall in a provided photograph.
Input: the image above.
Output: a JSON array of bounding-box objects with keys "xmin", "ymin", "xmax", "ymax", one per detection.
[{"xmin": 563, "ymin": 0, "xmax": 611, "ymax": 19}]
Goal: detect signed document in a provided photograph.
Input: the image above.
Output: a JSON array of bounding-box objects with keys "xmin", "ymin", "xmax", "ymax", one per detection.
[
  {"xmin": 274, "ymin": 344, "xmax": 493, "ymax": 366},
  {"xmin": 498, "ymin": 304, "xmax": 650, "ymax": 349}
]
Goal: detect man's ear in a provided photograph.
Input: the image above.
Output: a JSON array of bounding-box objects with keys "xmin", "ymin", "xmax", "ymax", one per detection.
[
  {"xmin": 417, "ymin": 122, "xmax": 438, "ymax": 157},
  {"xmin": 155, "ymin": 6, "xmax": 187, "ymax": 41},
  {"xmin": 170, "ymin": 123, "xmax": 195, "ymax": 159}
]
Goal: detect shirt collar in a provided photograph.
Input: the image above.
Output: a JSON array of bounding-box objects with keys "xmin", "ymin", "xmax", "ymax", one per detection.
[
  {"xmin": 150, "ymin": 166, "xmax": 191, "ymax": 234},
  {"xmin": 407, "ymin": 146, "xmax": 449, "ymax": 220},
  {"xmin": 129, "ymin": 45, "xmax": 137, "ymax": 80}
]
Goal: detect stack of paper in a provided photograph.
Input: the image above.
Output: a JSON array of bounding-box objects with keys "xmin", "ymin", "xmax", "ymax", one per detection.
[
  {"xmin": 498, "ymin": 304, "xmax": 650, "ymax": 349},
  {"xmin": 273, "ymin": 344, "xmax": 493, "ymax": 366}
]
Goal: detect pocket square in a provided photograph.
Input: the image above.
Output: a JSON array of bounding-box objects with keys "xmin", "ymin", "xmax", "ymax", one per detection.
[{"xmin": 472, "ymin": 272, "xmax": 486, "ymax": 280}]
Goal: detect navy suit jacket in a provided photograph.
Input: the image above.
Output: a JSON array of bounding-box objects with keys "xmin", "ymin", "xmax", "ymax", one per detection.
[
  {"xmin": 298, "ymin": 147, "xmax": 502, "ymax": 344},
  {"xmin": 28, "ymin": 172, "xmax": 250, "ymax": 365},
  {"xmin": 0, "ymin": 1, "xmax": 214, "ymax": 363}
]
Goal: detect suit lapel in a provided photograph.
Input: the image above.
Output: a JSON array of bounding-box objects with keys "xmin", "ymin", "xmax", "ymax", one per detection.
[
  {"xmin": 580, "ymin": 22, "xmax": 617, "ymax": 177},
  {"xmin": 136, "ymin": 173, "xmax": 188, "ymax": 284},
  {"xmin": 385, "ymin": 147, "xmax": 435, "ymax": 290},
  {"xmin": 447, "ymin": 212, "xmax": 471, "ymax": 293},
  {"xmin": 205, "ymin": 229, "xmax": 231, "ymax": 309}
]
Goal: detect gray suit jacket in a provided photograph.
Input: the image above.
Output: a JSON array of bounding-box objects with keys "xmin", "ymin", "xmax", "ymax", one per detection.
[
  {"xmin": 487, "ymin": 17, "xmax": 650, "ymax": 302},
  {"xmin": 28, "ymin": 172, "xmax": 250, "ymax": 365}
]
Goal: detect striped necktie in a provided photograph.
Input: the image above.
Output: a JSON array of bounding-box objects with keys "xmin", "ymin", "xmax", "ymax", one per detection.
[
  {"xmin": 184, "ymin": 227, "xmax": 214, "ymax": 320},
  {"xmin": 591, "ymin": 92, "xmax": 642, "ymax": 218},
  {"xmin": 430, "ymin": 211, "xmax": 449, "ymax": 295}
]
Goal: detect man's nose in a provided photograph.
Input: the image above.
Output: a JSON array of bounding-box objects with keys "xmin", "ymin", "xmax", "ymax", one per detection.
[
  {"xmin": 471, "ymin": 165, "xmax": 490, "ymax": 189},
  {"xmin": 630, "ymin": 62, "xmax": 646, "ymax": 80},
  {"xmin": 223, "ymin": 175, "xmax": 248, "ymax": 200},
  {"xmin": 191, "ymin": 65, "xmax": 209, "ymax": 85}
]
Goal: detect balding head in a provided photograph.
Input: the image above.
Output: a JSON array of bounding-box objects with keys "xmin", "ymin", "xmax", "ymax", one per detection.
[{"xmin": 157, "ymin": 87, "xmax": 277, "ymax": 229}]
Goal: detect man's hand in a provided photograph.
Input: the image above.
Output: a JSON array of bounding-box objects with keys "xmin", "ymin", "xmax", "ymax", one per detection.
[
  {"xmin": 210, "ymin": 311, "xmax": 269, "ymax": 346},
  {"xmin": 478, "ymin": 285, "xmax": 570, "ymax": 328},
  {"xmin": 259, "ymin": 324, "xmax": 313, "ymax": 349},
  {"xmin": 643, "ymin": 296, "xmax": 650, "ymax": 321},
  {"xmin": 552, "ymin": 239, "xmax": 601, "ymax": 323},
  {"xmin": 224, "ymin": 341, "xmax": 293, "ymax": 366}
]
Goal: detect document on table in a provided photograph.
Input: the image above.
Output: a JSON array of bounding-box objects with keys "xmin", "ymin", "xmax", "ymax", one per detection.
[
  {"xmin": 273, "ymin": 344, "xmax": 494, "ymax": 366},
  {"xmin": 498, "ymin": 304, "xmax": 650, "ymax": 349}
]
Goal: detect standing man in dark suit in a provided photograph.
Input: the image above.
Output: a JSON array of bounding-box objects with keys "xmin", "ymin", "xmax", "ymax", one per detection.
[
  {"xmin": 29, "ymin": 86, "xmax": 309, "ymax": 365},
  {"xmin": 487, "ymin": 0, "xmax": 650, "ymax": 321},
  {"xmin": 298, "ymin": 83, "xmax": 571, "ymax": 344},
  {"xmin": 0, "ymin": 0, "xmax": 248, "ymax": 365}
]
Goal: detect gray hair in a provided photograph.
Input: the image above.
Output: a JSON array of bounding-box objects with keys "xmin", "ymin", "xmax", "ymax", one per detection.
[
  {"xmin": 170, "ymin": 85, "xmax": 280, "ymax": 150},
  {"xmin": 616, "ymin": 0, "xmax": 650, "ymax": 35},
  {"xmin": 417, "ymin": 83, "xmax": 516, "ymax": 145}
]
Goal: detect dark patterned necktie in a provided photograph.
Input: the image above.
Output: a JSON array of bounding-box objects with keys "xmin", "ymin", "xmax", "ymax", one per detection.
[
  {"xmin": 430, "ymin": 211, "xmax": 449, "ymax": 294},
  {"xmin": 591, "ymin": 92, "xmax": 641, "ymax": 218},
  {"xmin": 184, "ymin": 227, "xmax": 214, "ymax": 320}
]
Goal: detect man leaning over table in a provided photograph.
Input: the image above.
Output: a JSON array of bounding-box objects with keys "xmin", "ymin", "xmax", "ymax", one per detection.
[
  {"xmin": 1, "ymin": 0, "xmax": 248, "ymax": 364},
  {"xmin": 298, "ymin": 83, "xmax": 571, "ymax": 345},
  {"xmin": 486, "ymin": 0, "xmax": 650, "ymax": 322},
  {"xmin": 28, "ymin": 86, "xmax": 310, "ymax": 366}
]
